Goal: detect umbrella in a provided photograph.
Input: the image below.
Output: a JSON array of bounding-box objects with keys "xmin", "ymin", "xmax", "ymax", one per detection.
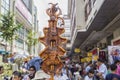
[
  {"xmin": 13, "ymin": 53, "xmax": 27, "ymax": 59},
  {"xmin": 27, "ymin": 57, "xmax": 42, "ymax": 71},
  {"xmin": 28, "ymin": 57, "xmax": 42, "ymax": 63},
  {"xmin": 34, "ymin": 70, "xmax": 50, "ymax": 79}
]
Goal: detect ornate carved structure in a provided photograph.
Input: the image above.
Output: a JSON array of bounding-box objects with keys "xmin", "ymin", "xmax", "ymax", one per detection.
[{"xmin": 39, "ymin": 3, "xmax": 67, "ymax": 80}]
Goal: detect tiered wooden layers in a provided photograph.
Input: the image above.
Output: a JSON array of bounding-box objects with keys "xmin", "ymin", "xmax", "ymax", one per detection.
[{"xmin": 39, "ymin": 3, "xmax": 67, "ymax": 80}]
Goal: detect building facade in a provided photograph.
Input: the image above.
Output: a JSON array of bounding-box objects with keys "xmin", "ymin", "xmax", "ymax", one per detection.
[
  {"xmin": 69, "ymin": 0, "xmax": 120, "ymax": 55},
  {"xmin": 63, "ymin": 15, "xmax": 71, "ymax": 56},
  {"xmin": 0, "ymin": 0, "xmax": 40, "ymax": 56}
]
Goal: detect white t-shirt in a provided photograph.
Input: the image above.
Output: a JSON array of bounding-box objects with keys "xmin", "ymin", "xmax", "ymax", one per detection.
[
  {"xmin": 85, "ymin": 66, "xmax": 91, "ymax": 73},
  {"xmin": 98, "ymin": 63, "xmax": 107, "ymax": 79},
  {"xmin": 54, "ymin": 74, "xmax": 69, "ymax": 80},
  {"xmin": 62, "ymin": 68, "xmax": 71, "ymax": 75},
  {"xmin": 74, "ymin": 72, "xmax": 81, "ymax": 80},
  {"xmin": 84, "ymin": 76, "xmax": 93, "ymax": 80}
]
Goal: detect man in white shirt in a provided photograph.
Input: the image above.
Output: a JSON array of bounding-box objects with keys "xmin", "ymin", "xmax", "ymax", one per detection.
[
  {"xmin": 54, "ymin": 69, "xmax": 69, "ymax": 80},
  {"xmin": 96, "ymin": 59, "xmax": 107, "ymax": 79},
  {"xmin": 85, "ymin": 61, "xmax": 92, "ymax": 73},
  {"xmin": 33, "ymin": 69, "xmax": 50, "ymax": 80}
]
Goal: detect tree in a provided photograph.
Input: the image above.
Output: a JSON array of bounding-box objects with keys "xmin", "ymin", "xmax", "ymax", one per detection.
[
  {"xmin": 26, "ymin": 30, "xmax": 38, "ymax": 54},
  {"xmin": 0, "ymin": 12, "xmax": 22, "ymax": 52}
]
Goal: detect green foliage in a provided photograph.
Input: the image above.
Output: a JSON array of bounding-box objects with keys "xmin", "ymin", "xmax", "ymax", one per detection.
[
  {"xmin": 0, "ymin": 12, "xmax": 22, "ymax": 42},
  {"xmin": 26, "ymin": 30, "xmax": 38, "ymax": 50}
]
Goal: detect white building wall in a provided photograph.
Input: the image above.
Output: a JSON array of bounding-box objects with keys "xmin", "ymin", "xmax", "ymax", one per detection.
[
  {"xmin": 113, "ymin": 27, "xmax": 120, "ymax": 39},
  {"xmin": 76, "ymin": 0, "xmax": 85, "ymax": 30},
  {"xmin": 85, "ymin": 0, "xmax": 105, "ymax": 29},
  {"xmin": 63, "ymin": 19, "xmax": 71, "ymax": 40}
]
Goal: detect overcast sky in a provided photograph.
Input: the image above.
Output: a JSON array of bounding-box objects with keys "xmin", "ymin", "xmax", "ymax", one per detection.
[{"xmin": 34, "ymin": 0, "xmax": 68, "ymax": 32}]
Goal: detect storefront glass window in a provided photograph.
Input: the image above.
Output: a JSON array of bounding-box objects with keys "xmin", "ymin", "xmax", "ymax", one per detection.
[{"xmin": 1, "ymin": 0, "xmax": 10, "ymax": 15}]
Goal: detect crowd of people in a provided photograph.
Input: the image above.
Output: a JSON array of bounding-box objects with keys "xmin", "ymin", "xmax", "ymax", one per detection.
[{"xmin": 1, "ymin": 58, "xmax": 120, "ymax": 80}]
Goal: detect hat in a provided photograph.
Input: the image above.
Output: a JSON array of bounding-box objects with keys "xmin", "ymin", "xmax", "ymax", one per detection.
[{"xmin": 34, "ymin": 70, "xmax": 50, "ymax": 79}]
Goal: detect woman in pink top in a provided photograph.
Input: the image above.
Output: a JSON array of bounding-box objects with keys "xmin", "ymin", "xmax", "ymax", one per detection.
[{"xmin": 115, "ymin": 60, "xmax": 120, "ymax": 75}]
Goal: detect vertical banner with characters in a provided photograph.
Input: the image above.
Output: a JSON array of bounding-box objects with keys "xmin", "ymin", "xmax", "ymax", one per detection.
[{"xmin": 108, "ymin": 46, "xmax": 120, "ymax": 64}]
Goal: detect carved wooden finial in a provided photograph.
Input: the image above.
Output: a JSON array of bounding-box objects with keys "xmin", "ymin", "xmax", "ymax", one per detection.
[{"xmin": 46, "ymin": 3, "xmax": 62, "ymax": 20}]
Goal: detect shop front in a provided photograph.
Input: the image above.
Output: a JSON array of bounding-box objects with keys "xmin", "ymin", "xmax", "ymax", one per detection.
[
  {"xmin": 86, "ymin": 47, "xmax": 107, "ymax": 62},
  {"xmin": 108, "ymin": 36, "xmax": 120, "ymax": 64}
]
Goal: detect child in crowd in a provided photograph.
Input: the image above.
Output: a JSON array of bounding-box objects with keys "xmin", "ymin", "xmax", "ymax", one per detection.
[
  {"xmin": 10, "ymin": 71, "xmax": 22, "ymax": 80},
  {"xmin": 84, "ymin": 69, "xmax": 95, "ymax": 80}
]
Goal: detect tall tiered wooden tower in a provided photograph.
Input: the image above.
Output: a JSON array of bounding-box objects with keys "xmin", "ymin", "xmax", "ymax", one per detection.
[{"xmin": 39, "ymin": 3, "xmax": 67, "ymax": 80}]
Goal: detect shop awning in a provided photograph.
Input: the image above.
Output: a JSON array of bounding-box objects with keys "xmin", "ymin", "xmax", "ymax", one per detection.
[{"xmin": 0, "ymin": 50, "xmax": 10, "ymax": 54}]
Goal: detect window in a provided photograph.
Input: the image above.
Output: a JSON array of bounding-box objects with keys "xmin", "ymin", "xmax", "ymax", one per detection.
[
  {"xmin": 15, "ymin": 25, "xmax": 24, "ymax": 49},
  {"xmin": 25, "ymin": 42, "xmax": 28, "ymax": 51},
  {"xmin": 22, "ymin": 0, "xmax": 29, "ymax": 8},
  {"xmin": 16, "ymin": 21, "xmax": 24, "ymax": 39},
  {"xmin": 22, "ymin": 0, "xmax": 32, "ymax": 13},
  {"xmin": 18, "ymin": 27, "xmax": 24, "ymax": 39},
  {"xmin": 16, "ymin": 38, "xmax": 24, "ymax": 48},
  {"xmin": 25, "ymin": 29, "xmax": 29, "ymax": 37},
  {"xmin": 71, "ymin": 18, "xmax": 76, "ymax": 37},
  {"xmin": 34, "ymin": 14, "xmax": 37, "ymax": 28},
  {"xmin": 24, "ymin": 29, "xmax": 29, "ymax": 51},
  {"xmin": 1, "ymin": 0, "xmax": 10, "ymax": 15}
]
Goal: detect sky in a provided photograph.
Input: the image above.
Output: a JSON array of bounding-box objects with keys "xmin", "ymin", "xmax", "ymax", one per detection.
[{"xmin": 34, "ymin": 0, "xmax": 68, "ymax": 32}]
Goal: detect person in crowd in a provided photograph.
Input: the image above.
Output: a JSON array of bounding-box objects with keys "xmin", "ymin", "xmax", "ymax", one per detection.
[
  {"xmin": 84, "ymin": 69, "xmax": 95, "ymax": 80},
  {"xmin": 54, "ymin": 69, "xmax": 69, "ymax": 80},
  {"xmin": 80, "ymin": 63, "xmax": 84, "ymax": 77},
  {"xmin": 62, "ymin": 64, "xmax": 72, "ymax": 80},
  {"xmin": 0, "ymin": 65, "xmax": 4, "ymax": 80},
  {"xmin": 106, "ymin": 64, "xmax": 111, "ymax": 74},
  {"xmin": 76, "ymin": 63, "xmax": 82, "ymax": 75},
  {"xmin": 114, "ymin": 60, "xmax": 120, "ymax": 75},
  {"xmin": 23, "ymin": 65, "xmax": 36, "ymax": 80},
  {"xmin": 74, "ymin": 68, "xmax": 82, "ymax": 80},
  {"xmin": 92, "ymin": 61, "xmax": 98, "ymax": 71},
  {"xmin": 85, "ymin": 61, "xmax": 93, "ymax": 74},
  {"xmin": 105, "ymin": 64, "xmax": 120, "ymax": 80},
  {"xmin": 10, "ymin": 71, "xmax": 22, "ymax": 80},
  {"xmin": 70, "ymin": 64, "xmax": 77, "ymax": 77},
  {"xmin": 22, "ymin": 59, "xmax": 28, "ymax": 70},
  {"xmin": 33, "ymin": 69, "xmax": 50, "ymax": 80},
  {"xmin": 0, "ymin": 65, "xmax": 4, "ymax": 74},
  {"xmin": 96, "ymin": 58, "xmax": 107, "ymax": 80}
]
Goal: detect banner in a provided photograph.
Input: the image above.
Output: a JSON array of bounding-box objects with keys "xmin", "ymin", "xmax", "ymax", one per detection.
[
  {"xmin": 81, "ymin": 58, "xmax": 85, "ymax": 62},
  {"xmin": 108, "ymin": 46, "xmax": 120, "ymax": 64},
  {"xmin": 92, "ymin": 55, "xmax": 98, "ymax": 61},
  {"xmin": 87, "ymin": 52, "xmax": 92, "ymax": 57},
  {"xmin": 86, "ymin": 57, "xmax": 92, "ymax": 62}
]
